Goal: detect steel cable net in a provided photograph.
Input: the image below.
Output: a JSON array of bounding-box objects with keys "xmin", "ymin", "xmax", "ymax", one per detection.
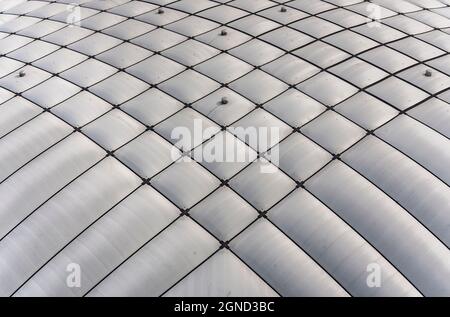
[{"xmin": 0, "ymin": 0, "xmax": 450, "ymax": 297}]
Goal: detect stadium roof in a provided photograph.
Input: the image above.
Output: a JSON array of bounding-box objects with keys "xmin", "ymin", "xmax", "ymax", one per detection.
[{"xmin": 0, "ymin": 0, "xmax": 450, "ymax": 297}]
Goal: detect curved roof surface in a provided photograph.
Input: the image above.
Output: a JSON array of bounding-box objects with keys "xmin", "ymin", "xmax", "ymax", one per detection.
[{"xmin": 0, "ymin": 0, "xmax": 450, "ymax": 297}]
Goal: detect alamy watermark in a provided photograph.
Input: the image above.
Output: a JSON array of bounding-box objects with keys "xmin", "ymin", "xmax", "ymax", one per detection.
[
  {"xmin": 66, "ymin": 3, "xmax": 81, "ymax": 27},
  {"xmin": 170, "ymin": 119, "xmax": 280, "ymax": 174},
  {"xmin": 66, "ymin": 262, "xmax": 81, "ymax": 288},
  {"xmin": 366, "ymin": 262, "xmax": 382, "ymax": 288},
  {"xmin": 367, "ymin": 3, "xmax": 382, "ymax": 28}
]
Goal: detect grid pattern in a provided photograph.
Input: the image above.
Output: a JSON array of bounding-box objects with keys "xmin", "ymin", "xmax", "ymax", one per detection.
[{"xmin": 0, "ymin": 0, "xmax": 450, "ymax": 297}]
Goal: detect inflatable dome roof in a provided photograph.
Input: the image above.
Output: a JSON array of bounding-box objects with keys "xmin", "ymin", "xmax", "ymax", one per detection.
[{"xmin": 0, "ymin": 0, "xmax": 450, "ymax": 297}]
